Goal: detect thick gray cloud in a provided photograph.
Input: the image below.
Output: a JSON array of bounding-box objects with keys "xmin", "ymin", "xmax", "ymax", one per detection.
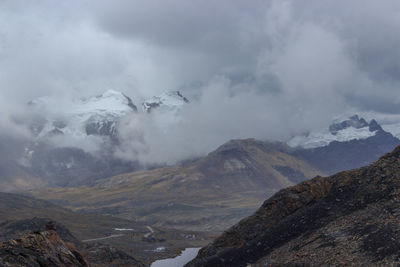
[
  {"xmin": 1, "ymin": 0, "xmax": 400, "ymax": 164},
  {"xmin": 91, "ymin": 0, "xmax": 400, "ymax": 110}
]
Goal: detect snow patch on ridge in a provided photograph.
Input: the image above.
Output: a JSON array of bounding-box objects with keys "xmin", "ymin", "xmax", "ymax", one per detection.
[
  {"xmin": 28, "ymin": 90, "xmax": 137, "ymax": 140},
  {"xmin": 288, "ymin": 115, "xmax": 379, "ymax": 149},
  {"xmin": 28, "ymin": 90, "xmax": 190, "ymax": 142},
  {"xmin": 142, "ymin": 91, "xmax": 189, "ymax": 113},
  {"xmin": 288, "ymin": 127, "xmax": 377, "ymax": 149}
]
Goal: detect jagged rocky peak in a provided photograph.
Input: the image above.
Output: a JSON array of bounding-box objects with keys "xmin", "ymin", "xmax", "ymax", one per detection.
[
  {"xmin": 288, "ymin": 114, "xmax": 387, "ymax": 149},
  {"xmin": 369, "ymin": 118, "xmax": 383, "ymax": 132},
  {"xmin": 328, "ymin": 115, "xmax": 383, "ymax": 135},
  {"xmin": 142, "ymin": 90, "xmax": 189, "ymax": 113},
  {"xmin": 329, "ymin": 115, "xmax": 369, "ymax": 135}
]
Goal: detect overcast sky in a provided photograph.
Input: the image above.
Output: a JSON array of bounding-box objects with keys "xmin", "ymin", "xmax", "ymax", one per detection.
[{"xmin": 1, "ymin": 0, "xmax": 400, "ymax": 162}]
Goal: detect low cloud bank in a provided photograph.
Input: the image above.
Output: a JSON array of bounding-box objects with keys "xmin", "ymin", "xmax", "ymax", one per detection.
[{"xmin": 1, "ymin": 0, "xmax": 400, "ymax": 165}]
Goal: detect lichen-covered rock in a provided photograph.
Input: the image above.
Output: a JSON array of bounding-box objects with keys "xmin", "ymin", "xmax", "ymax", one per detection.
[{"xmin": 188, "ymin": 145, "xmax": 400, "ymax": 266}]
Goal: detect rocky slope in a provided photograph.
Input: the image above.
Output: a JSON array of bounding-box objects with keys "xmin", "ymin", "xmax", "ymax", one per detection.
[
  {"xmin": 28, "ymin": 139, "xmax": 322, "ymax": 231},
  {"xmin": 188, "ymin": 145, "xmax": 400, "ymax": 266},
  {"xmin": 0, "ymin": 229, "xmax": 89, "ymax": 267}
]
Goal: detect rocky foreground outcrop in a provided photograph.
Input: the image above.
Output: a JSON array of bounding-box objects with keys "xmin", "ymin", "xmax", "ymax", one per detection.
[
  {"xmin": 188, "ymin": 145, "xmax": 400, "ymax": 266},
  {"xmin": 0, "ymin": 229, "xmax": 88, "ymax": 266},
  {"xmin": 0, "ymin": 218, "xmax": 145, "ymax": 267}
]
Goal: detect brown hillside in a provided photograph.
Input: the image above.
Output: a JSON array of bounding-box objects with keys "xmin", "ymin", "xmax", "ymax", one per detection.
[
  {"xmin": 28, "ymin": 139, "xmax": 322, "ymax": 231},
  {"xmin": 188, "ymin": 145, "xmax": 400, "ymax": 266}
]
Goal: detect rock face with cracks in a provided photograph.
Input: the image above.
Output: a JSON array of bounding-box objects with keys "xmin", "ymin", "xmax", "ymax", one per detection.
[{"xmin": 188, "ymin": 145, "xmax": 400, "ymax": 266}]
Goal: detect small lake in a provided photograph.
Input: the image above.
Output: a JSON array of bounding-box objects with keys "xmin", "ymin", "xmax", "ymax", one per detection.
[{"xmin": 151, "ymin": 247, "xmax": 201, "ymax": 267}]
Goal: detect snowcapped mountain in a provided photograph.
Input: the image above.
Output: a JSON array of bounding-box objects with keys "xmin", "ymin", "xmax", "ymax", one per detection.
[
  {"xmin": 17, "ymin": 89, "xmax": 191, "ymax": 187},
  {"xmin": 142, "ymin": 91, "xmax": 189, "ymax": 113},
  {"xmin": 283, "ymin": 115, "xmax": 400, "ymax": 174},
  {"xmin": 288, "ymin": 115, "xmax": 382, "ymax": 149},
  {"xmin": 29, "ymin": 90, "xmax": 137, "ymax": 138},
  {"xmin": 28, "ymin": 90, "xmax": 189, "ymax": 140}
]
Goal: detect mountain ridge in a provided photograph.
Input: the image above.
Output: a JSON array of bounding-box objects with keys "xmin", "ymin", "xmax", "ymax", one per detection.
[
  {"xmin": 27, "ymin": 138, "xmax": 322, "ymax": 231},
  {"xmin": 188, "ymin": 144, "xmax": 400, "ymax": 266}
]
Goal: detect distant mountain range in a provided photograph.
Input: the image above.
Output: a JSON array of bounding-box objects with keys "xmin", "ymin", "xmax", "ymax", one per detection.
[
  {"xmin": 25, "ymin": 115, "xmax": 400, "ymax": 231},
  {"xmin": 4, "ymin": 91, "xmax": 400, "ymax": 266},
  {"xmin": 2, "ymin": 90, "xmax": 400, "ymax": 202},
  {"xmin": 6, "ymin": 98, "xmax": 400, "ymax": 232}
]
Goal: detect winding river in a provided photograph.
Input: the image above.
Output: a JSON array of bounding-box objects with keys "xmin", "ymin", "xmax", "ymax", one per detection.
[{"xmin": 151, "ymin": 247, "xmax": 201, "ymax": 267}]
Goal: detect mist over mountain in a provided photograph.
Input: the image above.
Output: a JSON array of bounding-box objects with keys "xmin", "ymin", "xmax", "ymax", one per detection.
[
  {"xmin": 2, "ymin": 2, "xmax": 400, "ymax": 266},
  {"xmin": 2, "ymin": 0, "xmax": 400, "ymax": 168},
  {"xmin": 1, "ymin": 87, "xmax": 400, "ymax": 190}
]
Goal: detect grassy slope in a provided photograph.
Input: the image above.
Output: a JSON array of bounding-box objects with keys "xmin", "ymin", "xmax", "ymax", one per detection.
[{"xmin": 28, "ymin": 139, "xmax": 323, "ymax": 231}]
